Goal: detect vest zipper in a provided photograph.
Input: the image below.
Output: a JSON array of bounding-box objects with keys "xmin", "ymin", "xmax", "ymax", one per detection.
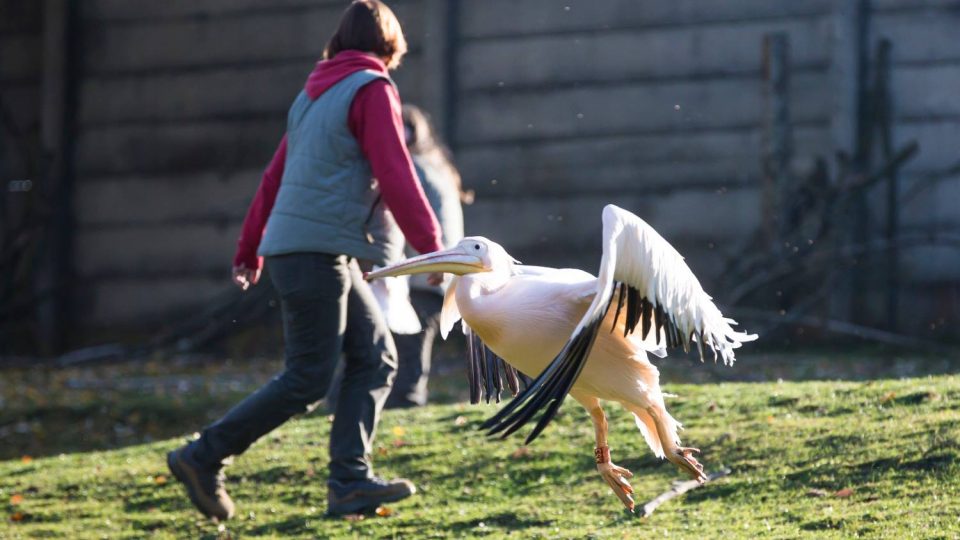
[{"xmin": 362, "ymin": 194, "xmax": 382, "ymax": 244}]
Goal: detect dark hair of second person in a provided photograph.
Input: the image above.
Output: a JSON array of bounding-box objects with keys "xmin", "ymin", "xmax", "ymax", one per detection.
[{"xmin": 402, "ymin": 104, "xmax": 474, "ymax": 205}]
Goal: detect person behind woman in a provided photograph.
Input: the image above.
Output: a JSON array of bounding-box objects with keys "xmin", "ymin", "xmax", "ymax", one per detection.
[
  {"xmin": 166, "ymin": 0, "xmax": 443, "ymax": 520},
  {"xmin": 385, "ymin": 104, "xmax": 471, "ymax": 408}
]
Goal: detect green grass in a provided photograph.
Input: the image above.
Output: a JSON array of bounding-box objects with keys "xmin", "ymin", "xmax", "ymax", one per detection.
[{"xmin": 2, "ymin": 375, "xmax": 960, "ymax": 539}]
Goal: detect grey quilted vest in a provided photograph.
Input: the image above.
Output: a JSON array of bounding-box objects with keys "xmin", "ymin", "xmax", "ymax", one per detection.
[{"xmin": 259, "ymin": 69, "xmax": 404, "ymax": 265}]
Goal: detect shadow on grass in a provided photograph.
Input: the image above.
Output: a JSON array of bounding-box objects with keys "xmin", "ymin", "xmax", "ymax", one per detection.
[
  {"xmin": 892, "ymin": 390, "xmax": 941, "ymax": 406},
  {"xmin": 246, "ymin": 515, "xmax": 312, "ymax": 536},
  {"xmin": 0, "ymin": 394, "xmax": 252, "ymax": 461},
  {"xmin": 125, "ymin": 493, "xmax": 183, "ymax": 513},
  {"xmin": 804, "ymin": 433, "xmax": 866, "ymax": 451},
  {"xmin": 242, "ymin": 464, "xmax": 302, "ymax": 485},
  {"xmin": 683, "ymin": 478, "xmax": 745, "ymax": 503},
  {"xmin": 443, "ymin": 511, "xmax": 554, "ymax": 534},
  {"xmin": 800, "ymin": 516, "xmax": 846, "ymax": 531},
  {"xmin": 1, "ymin": 465, "xmax": 40, "ymax": 478},
  {"xmin": 129, "ymin": 517, "xmax": 169, "ymax": 533},
  {"xmin": 785, "ymin": 450, "xmax": 957, "ymax": 489}
]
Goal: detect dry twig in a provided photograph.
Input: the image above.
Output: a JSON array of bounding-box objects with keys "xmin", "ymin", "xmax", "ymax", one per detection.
[{"xmin": 639, "ymin": 468, "xmax": 731, "ymax": 518}]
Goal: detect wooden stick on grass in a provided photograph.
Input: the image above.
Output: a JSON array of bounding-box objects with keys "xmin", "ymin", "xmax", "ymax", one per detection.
[{"xmin": 639, "ymin": 468, "xmax": 732, "ymax": 518}]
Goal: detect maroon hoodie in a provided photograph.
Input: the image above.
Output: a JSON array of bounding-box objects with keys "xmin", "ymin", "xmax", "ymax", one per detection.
[{"xmin": 234, "ymin": 51, "xmax": 443, "ymax": 270}]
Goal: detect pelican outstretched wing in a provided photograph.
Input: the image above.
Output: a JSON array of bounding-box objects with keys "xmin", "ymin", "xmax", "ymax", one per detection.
[{"xmin": 481, "ymin": 204, "xmax": 757, "ymax": 444}]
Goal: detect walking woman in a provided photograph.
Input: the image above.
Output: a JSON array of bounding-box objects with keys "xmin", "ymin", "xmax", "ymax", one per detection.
[{"xmin": 167, "ymin": 0, "xmax": 443, "ymax": 519}]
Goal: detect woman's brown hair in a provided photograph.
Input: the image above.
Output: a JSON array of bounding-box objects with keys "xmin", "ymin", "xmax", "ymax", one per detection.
[{"xmin": 324, "ymin": 0, "xmax": 408, "ymax": 70}]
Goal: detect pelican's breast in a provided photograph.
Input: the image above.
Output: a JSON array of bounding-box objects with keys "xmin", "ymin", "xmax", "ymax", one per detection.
[{"xmin": 456, "ymin": 269, "xmax": 596, "ymax": 377}]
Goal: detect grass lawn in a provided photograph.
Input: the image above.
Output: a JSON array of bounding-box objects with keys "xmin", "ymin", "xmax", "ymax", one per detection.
[{"xmin": 2, "ymin": 372, "xmax": 959, "ymax": 539}]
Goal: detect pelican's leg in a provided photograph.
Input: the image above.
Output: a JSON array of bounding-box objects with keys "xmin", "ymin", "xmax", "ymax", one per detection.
[
  {"xmin": 646, "ymin": 402, "xmax": 707, "ymax": 483},
  {"xmin": 572, "ymin": 392, "xmax": 635, "ymax": 511}
]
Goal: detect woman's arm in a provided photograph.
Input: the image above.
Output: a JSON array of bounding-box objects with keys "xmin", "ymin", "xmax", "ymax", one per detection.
[
  {"xmin": 233, "ymin": 135, "xmax": 288, "ymax": 280},
  {"xmin": 349, "ymin": 80, "xmax": 443, "ymax": 255}
]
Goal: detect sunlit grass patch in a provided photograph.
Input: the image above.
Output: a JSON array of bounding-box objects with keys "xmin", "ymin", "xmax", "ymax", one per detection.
[{"xmin": 1, "ymin": 375, "xmax": 959, "ymax": 538}]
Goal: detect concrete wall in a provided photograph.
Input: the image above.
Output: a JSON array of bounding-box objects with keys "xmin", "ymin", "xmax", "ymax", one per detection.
[
  {"xmin": 873, "ymin": 1, "xmax": 960, "ymax": 330},
  {"xmin": 2, "ymin": 0, "xmax": 958, "ymax": 338},
  {"xmin": 0, "ymin": 0, "xmax": 42, "ymax": 183},
  {"xmin": 455, "ymin": 0, "xmax": 835, "ymax": 276}
]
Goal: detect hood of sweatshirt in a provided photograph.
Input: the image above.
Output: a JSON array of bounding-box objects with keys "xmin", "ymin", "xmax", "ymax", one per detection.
[{"xmin": 304, "ymin": 50, "xmax": 389, "ymax": 100}]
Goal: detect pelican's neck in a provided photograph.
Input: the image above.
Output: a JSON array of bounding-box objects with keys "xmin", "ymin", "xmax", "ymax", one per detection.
[
  {"xmin": 456, "ymin": 270, "xmax": 512, "ymax": 345},
  {"xmin": 459, "ymin": 269, "xmax": 511, "ymax": 299}
]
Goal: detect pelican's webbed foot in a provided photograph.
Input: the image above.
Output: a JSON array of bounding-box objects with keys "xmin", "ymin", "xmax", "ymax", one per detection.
[
  {"xmin": 668, "ymin": 446, "xmax": 706, "ymax": 483},
  {"xmin": 595, "ymin": 445, "xmax": 635, "ymax": 511}
]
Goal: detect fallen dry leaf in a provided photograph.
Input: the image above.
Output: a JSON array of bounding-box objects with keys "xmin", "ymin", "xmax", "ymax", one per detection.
[
  {"xmin": 376, "ymin": 446, "xmax": 389, "ymax": 457},
  {"xmin": 834, "ymin": 488, "xmax": 854, "ymax": 498},
  {"xmin": 879, "ymin": 391, "xmax": 896, "ymax": 404},
  {"xmin": 454, "ymin": 415, "xmax": 468, "ymax": 426},
  {"xmin": 375, "ymin": 506, "xmax": 393, "ymax": 517},
  {"xmin": 10, "ymin": 512, "xmax": 24, "ymax": 522},
  {"xmin": 20, "ymin": 456, "xmax": 32, "ymax": 465},
  {"xmin": 391, "ymin": 426, "xmax": 406, "ymax": 437},
  {"xmin": 806, "ymin": 488, "xmax": 828, "ymax": 497},
  {"xmin": 154, "ymin": 475, "xmax": 167, "ymax": 485},
  {"xmin": 9, "ymin": 494, "xmax": 23, "ymax": 505},
  {"xmin": 511, "ymin": 446, "xmax": 533, "ymax": 459},
  {"xmin": 343, "ymin": 513, "xmax": 365, "ymax": 522},
  {"xmin": 392, "ymin": 439, "xmax": 408, "ymax": 448}
]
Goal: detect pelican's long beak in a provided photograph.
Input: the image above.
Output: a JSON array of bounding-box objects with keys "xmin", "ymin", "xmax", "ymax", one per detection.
[{"xmin": 365, "ymin": 246, "xmax": 487, "ymax": 281}]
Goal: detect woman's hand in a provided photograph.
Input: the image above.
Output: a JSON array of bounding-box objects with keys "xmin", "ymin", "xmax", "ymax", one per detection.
[
  {"xmin": 426, "ymin": 272, "xmax": 444, "ymax": 287},
  {"xmin": 232, "ymin": 264, "xmax": 261, "ymax": 291}
]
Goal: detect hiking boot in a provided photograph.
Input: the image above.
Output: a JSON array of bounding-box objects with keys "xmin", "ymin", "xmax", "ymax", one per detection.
[
  {"xmin": 327, "ymin": 476, "xmax": 416, "ymax": 515},
  {"xmin": 167, "ymin": 447, "xmax": 235, "ymax": 521}
]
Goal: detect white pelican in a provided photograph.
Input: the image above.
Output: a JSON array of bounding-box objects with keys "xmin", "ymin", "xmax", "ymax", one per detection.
[{"xmin": 366, "ymin": 204, "xmax": 757, "ymax": 511}]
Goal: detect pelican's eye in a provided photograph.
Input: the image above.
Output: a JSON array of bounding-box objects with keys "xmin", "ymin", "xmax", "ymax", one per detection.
[{"xmin": 474, "ymin": 244, "xmax": 481, "ymax": 250}]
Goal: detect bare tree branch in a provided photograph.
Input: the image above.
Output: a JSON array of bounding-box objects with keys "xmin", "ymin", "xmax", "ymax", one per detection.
[{"xmin": 639, "ymin": 468, "xmax": 732, "ymax": 518}]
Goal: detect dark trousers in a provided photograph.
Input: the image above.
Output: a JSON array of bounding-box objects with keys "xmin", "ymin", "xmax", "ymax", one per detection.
[
  {"xmin": 386, "ymin": 290, "xmax": 443, "ymax": 408},
  {"xmin": 188, "ymin": 253, "xmax": 397, "ymax": 481}
]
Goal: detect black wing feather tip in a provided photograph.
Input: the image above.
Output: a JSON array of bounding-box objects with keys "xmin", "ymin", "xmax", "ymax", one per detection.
[
  {"xmin": 623, "ymin": 287, "xmax": 634, "ymax": 337},
  {"xmin": 624, "ymin": 286, "xmax": 642, "ymax": 337},
  {"xmin": 473, "ymin": 335, "xmax": 485, "ymax": 403},
  {"xmin": 641, "ymin": 298, "xmax": 652, "ymax": 339},
  {"xmin": 482, "ymin": 345, "xmax": 495, "ymax": 404},
  {"xmin": 667, "ymin": 318, "xmax": 680, "ymax": 349},
  {"xmin": 503, "ymin": 359, "xmax": 520, "ymax": 396},
  {"xmin": 654, "ymin": 304, "xmax": 666, "ymax": 345},
  {"xmin": 610, "ymin": 282, "xmax": 627, "ymax": 334},
  {"xmin": 495, "ymin": 352, "xmax": 505, "ymax": 399},
  {"xmin": 491, "ymin": 349, "xmax": 504, "ymax": 403},
  {"xmin": 467, "ymin": 331, "xmax": 480, "ymax": 404}
]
